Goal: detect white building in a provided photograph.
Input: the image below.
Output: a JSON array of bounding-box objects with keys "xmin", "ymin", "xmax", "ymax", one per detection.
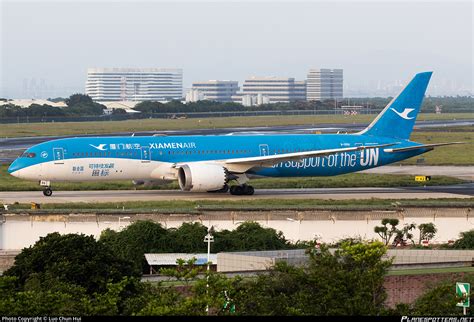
[
  {"xmin": 236, "ymin": 76, "xmax": 306, "ymax": 103},
  {"xmin": 239, "ymin": 93, "xmax": 271, "ymax": 107},
  {"xmin": 191, "ymin": 80, "xmax": 239, "ymax": 102},
  {"xmin": 85, "ymin": 68, "xmax": 183, "ymax": 102},
  {"xmin": 185, "ymin": 89, "xmax": 205, "ymax": 103},
  {"xmin": 306, "ymin": 68, "xmax": 343, "ymax": 101}
]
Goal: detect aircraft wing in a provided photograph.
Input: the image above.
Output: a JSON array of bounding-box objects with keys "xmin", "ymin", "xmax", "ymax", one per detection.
[
  {"xmin": 383, "ymin": 142, "xmax": 464, "ymax": 153},
  {"xmin": 222, "ymin": 143, "xmax": 395, "ymax": 173}
]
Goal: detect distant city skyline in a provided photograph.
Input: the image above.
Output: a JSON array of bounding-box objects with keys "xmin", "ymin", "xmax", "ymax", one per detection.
[{"xmin": 1, "ymin": 1, "xmax": 472, "ymax": 99}]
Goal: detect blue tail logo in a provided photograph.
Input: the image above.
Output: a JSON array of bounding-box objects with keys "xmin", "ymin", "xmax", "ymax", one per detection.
[{"xmin": 359, "ymin": 72, "xmax": 432, "ymax": 140}]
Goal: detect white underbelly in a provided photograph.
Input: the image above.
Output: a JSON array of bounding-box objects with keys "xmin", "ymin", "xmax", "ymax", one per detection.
[{"xmin": 39, "ymin": 158, "xmax": 172, "ymax": 182}]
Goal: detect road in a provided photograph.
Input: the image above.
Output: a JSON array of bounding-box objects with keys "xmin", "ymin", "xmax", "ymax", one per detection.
[{"xmin": 0, "ymin": 184, "xmax": 472, "ymax": 204}]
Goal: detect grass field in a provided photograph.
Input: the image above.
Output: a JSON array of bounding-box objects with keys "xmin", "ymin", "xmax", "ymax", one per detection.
[
  {"xmin": 0, "ymin": 163, "xmax": 465, "ymax": 191},
  {"xmin": 3, "ymin": 198, "xmax": 473, "ymax": 213},
  {"xmin": 399, "ymin": 129, "xmax": 474, "ymax": 165},
  {"xmin": 1, "ymin": 113, "xmax": 472, "ymax": 138}
]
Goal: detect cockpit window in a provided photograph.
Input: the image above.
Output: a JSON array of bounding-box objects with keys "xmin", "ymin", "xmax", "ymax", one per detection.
[{"xmin": 21, "ymin": 152, "xmax": 36, "ymax": 158}]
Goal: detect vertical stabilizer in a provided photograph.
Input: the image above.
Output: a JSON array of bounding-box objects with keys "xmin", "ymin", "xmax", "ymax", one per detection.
[{"xmin": 358, "ymin": 72, "xmax": 432, "ymax": 140}]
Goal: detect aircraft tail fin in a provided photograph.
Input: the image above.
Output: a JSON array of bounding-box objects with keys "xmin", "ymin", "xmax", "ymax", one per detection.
[{"xmin": 358, "ymin": 72, "xmax": 432, "ymax": 140}]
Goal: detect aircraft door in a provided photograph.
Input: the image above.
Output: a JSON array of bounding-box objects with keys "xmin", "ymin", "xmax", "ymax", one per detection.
[
  {"xmin": 141, "ymin": 146, "xmax": 151, "ymax": 163},
  {"xmin": 53, "ymin": 148, "xmax": 64, "ymax": 164},
  {"xmin": 259, "ymin": 144, "xmax": 269, "ymax": 156}
]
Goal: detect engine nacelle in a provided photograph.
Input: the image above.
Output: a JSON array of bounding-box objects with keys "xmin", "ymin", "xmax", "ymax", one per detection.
[{"xmin": 178, "ymin": 163, "xmax": 228, "ymax": 192}]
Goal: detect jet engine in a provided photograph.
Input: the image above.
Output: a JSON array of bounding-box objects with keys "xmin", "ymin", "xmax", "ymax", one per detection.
[{"xmin": 178, "ymin": 163, "xmax": 229, "ymax": 192}]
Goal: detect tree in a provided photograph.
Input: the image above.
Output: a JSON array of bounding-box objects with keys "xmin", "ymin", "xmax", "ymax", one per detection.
[
  {"xmin": 65, "ymin": 93, "xmax": 94, "ymax": 107},
  {"xmin": 410, "ymin": 281, "xmax": 461, "ymax": 316},
  {"xmin": 374, "ymin": 218, "xmax": 400, "ymax": 245},
  {"xmin": 100, "ymin": 221, "xmax": 169, "ymax": 273},
  {"xmin": 393, "ymin": 223, "xmax": 417, "ymax": 246},
  {"xmin": 213, "ymin": 221, "xmax": 291, "ymax": 252},
  {"xmin": 5, "ymin": 232, "xmax": 136, "ymax": 294},
  {"xmin": 232, "ymin": 241, "xmax": 392, "ymax": 315},
  {"xmin": 168, "ymin": 222, "xmax": 208, "ymax": 253},
  {"xmin": 63, "ymin": 93, "xmax": 105, "ymax": 115},
  {"xmin": 452, "ymin": 230, "xmax": 474, "ymax": 249},
  {"xmin": 111, "ymin": 108, "xmax": 127, "ymax": 115},
  {"xmin": 418, "ymin": 223, "xmax": 437, "ymax": 245}
]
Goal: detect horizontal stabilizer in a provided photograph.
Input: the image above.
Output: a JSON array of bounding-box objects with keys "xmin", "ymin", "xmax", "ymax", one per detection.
[{"xmin": 383, "ymin": 142, "xmax": 465, "ymax": 153}]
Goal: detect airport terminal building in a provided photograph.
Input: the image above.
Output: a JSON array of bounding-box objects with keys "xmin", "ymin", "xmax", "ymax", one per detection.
[
  {"xmin": 306, "ymin": 68, "xmax": 343, "ymax": 101},
  {"xmin": 85, "ymin": 68, "xmax": 183, "ymax": 102},
  {"xmin": 191, "ymin": 80, "xmax": 239, "ymax": 102},
  {"xmin": 234, "ymin": 76, "xmax": 307, "ymax": 104}
]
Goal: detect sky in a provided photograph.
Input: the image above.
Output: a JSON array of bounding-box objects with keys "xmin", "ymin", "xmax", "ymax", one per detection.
[{"xmin": 0, "ymin": 0, "xmax": 472, "ymax": 98}]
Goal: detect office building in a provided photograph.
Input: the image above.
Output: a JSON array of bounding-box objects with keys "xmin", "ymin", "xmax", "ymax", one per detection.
[
  {"xmin": 85, "ymin": 68, "xmax": 183, "ymax": 102},
  {"xmin": 237, "ymin": 76, "xmax": 306, "ymax": 103},
  {"xmin": 306, "ymin": 69, "xmax": 343, "ymax": 101},
  {"xmin": 191, "ymin": 80, "xmax": 239, "ymax": 102},
  {"xmin": 238, "ymin": 93, "xmax": 271, "ymax": 107},
  {"xmin": 185, "ymin": 89, "xmax": 205, "ymax": 103}
]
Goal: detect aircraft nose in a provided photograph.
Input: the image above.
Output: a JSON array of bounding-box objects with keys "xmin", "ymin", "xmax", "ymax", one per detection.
[{"xmin": 8, "ymin": 159, "xmax": 22, "ymax": 177}]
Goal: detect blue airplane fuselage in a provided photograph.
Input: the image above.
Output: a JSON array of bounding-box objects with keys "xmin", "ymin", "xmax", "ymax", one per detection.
[{"xmin": 8, "ymin": 133, "xmax": 425, "ymax": 180}]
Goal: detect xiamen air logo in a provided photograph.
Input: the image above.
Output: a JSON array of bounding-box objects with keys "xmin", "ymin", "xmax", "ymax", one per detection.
[
  {"xmin": 41, "ymin": 151, "xmax": 48, "ymax": 158},
  {"xmin": 89, "ymin": 144, "xmax": 108, "ymax": 151},
  {"xmin": 390, "ymin": 108, "xmax": 415, "ymax": 120}
]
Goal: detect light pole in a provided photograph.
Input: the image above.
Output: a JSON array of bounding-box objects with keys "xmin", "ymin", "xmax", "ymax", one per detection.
[{"xmin": 204, "ymin": 226, "xmax": 215, "ymax": 315}]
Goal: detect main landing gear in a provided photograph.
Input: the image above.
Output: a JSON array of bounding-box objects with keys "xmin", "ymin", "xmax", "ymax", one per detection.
[
  {"xmin": 208, "ymin": 184, "xmax": 230, "ymax": 193},
  {"xmin": 208, "ymin": 184, "xmax": 254, "ymax": 195},
  {"xmin": 230, "ymin": 184, "xmax": 254, "ymax": 196}
]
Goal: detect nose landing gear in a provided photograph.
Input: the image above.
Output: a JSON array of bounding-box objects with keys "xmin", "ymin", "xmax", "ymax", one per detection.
[
  {"xmin": 39, "ymin": 180, "xmax": 53, "ymax": 197},
  {"xmin": 43, "ymin": 188, "xmax": 53, "ymax": 197}
]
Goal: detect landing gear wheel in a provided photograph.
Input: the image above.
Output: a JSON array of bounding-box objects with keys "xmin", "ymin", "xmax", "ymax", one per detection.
[
  {"xmin": 243, "ymin": 185, "xmax": 255, "ymax": 196},
  {"xmin": 43, "ymin": 188, "xmax": 53, "ymax": 197},
  {"xmin": 207, "ymin": 184, "xmax": 230, "ymax": 193},
  {"xmin": 230, "ymin": 185, "xmax": 254, "ymax": 196},
  {"xmin": 230, "ymin": 185, "xmax": 242, "ymax": 195}
]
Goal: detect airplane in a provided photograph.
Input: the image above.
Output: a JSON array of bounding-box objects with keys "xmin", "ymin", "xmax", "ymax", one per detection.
[{"xmin": 8, "ymin": 72, "xmax": 463, "ymax": 196}]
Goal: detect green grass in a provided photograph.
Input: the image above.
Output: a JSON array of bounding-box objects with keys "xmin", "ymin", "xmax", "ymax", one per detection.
[
  {"xmin": 1, "ymin": 113, "xmax": 472, "ymax": 138},
  {"xmin": 397, "ymin": 129, "xmax": 474, "ymax": 165},
  {"xmin": 387, "ymin": 266, "xmax": 474, "ymax": 276},
  {"xmin": 0, "ymin": 163, "xmax": 465, "ymax": 191},
  {"xmin": 3, "ymin": 198, "xmax": 473, "ymax": 213}
]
